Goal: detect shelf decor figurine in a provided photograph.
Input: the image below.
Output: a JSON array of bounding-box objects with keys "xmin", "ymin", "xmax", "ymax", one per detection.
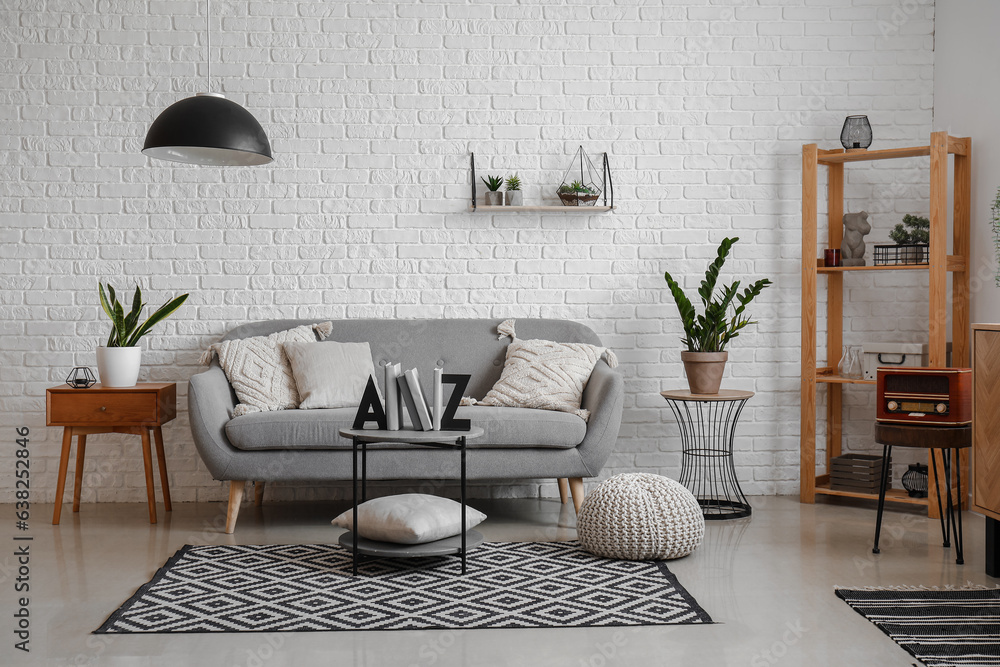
[
  {"xmin": 481, "ymin": 175, "xmax": 504, "ymax": 206},
  {"xmin": 841, "ymin": 211, "xmax": 871, "ymax": 267},
  {"xmin": 840, "ymin": 115, "xmax": 873, "ymax": 151},
  {"xmin": 503, "ymin": 174, "xmax": 522, "ymax": 206},
  {"xmin": 663, "ymin": 237, "xmax": 772, "ymax": 394},
  {"xmin": 557, "ymin": 146, "xmax": 603, "ymax": 206},
  {"xmin": 65, "ymin": 367, "xmax": 97, "ymax": 389}
]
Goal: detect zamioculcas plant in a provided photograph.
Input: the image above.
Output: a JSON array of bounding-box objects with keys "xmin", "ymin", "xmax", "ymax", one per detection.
[
  {"xmin": 99, "ymin": 282, "xmax": 189, "ymax": 347},
  {"xmin": 662, "ymin": 237, "xmax": 772, "ymax": 353}
]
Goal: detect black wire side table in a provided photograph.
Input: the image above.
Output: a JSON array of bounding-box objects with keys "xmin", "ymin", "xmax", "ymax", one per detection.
[{"xmin": 661, "ymin": 389, "xmax": 754, "ymax": 520}]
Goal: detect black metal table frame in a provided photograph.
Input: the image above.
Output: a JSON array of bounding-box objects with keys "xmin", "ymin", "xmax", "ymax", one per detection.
[
  {"xmin": 664, "ymin": 394, "xmax": 753, "ymax": 520},
  {"xmin": 351, "ymin": 434, "xmax": 469, "ymax": 576},
  {"xmin": 873, "ymin": 444, "xmax": 965, "ymax": 564}
]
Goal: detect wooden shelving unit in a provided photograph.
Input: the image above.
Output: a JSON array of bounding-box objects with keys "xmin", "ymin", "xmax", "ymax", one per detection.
[{"xmin": 800, "ymin": 131, "xmax": 972, "ymax": 517}]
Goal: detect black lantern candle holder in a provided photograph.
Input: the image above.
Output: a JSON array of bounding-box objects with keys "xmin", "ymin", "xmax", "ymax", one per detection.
[
  {"xmin": 840, "ymin": 115, "xmax": 873, "ymax": 151},
  {"xmin": 65, "ymin": 367, "xmax": 97, "ymax": 389},
  {"xmin": 901, "ymin": 463, "xmax": 928, "ymax": 498}
]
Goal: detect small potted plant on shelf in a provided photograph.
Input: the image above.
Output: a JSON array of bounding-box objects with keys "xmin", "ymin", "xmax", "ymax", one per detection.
[
  {"xmin": 876, "ymin": 214, "xmax": 929, "ymax": 265},
  {"xmin": 97, "ymin": 282, "xmax": 188, "ymax": 388},
  {"xmin": 481, "ymin": 175, "xmax": 504, "ymax": 206},
  {"xmin": 663, "ymin": 237, "xmax": 772, "ymax": 394},
  {"xmin": 557, "ymin": 180, "xmax": 599, "ymax": 207},
  {"xmin": 504, "ymin": 174, "xmax": 522, "ymax": 206}
]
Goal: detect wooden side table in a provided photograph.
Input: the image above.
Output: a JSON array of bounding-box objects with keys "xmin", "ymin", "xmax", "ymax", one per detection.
[{"xmin": 46, "ymin": 382, "xmax": 176, "ymax": 524}]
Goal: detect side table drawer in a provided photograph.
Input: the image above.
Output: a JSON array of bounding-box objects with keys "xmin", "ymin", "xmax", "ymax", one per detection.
[{"xmin": 48, "ymin": 391, "xmax": 158, "ymax": 425}]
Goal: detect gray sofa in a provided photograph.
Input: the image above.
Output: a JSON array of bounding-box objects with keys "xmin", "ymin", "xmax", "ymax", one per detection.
[{"xmin": 188, "ymin": 318, "xmax": 624, "ymax": 533}]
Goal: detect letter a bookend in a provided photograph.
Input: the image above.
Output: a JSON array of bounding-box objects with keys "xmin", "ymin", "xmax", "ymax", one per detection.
[{"xmin": 353, "ymin": 375, "xmax": 387, "ymax": 430}]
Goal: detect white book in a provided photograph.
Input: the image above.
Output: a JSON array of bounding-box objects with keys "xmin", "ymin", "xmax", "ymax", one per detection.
[
  {"xmin": 433, "ymin": 367, "xmax": 443, "ymax": 431},
  {"xmin": 404, "ymin": 368, "xmax": 434, "ymax": 431},
  {"xmin": 385, "ymin": 362, "xmax": 400, "ymax": 431}
]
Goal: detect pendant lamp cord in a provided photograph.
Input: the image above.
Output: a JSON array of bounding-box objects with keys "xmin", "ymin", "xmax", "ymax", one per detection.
[{"xmin": 206, "ymin": 0, "xmax": 211, "ymax": 92}]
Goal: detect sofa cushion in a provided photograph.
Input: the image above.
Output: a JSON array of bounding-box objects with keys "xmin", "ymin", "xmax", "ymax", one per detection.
[
  {"xmin": 477, "ymin": 319, "xmax": 617, "ymax": 422},
  {"xmin": 225, "ymin": 405, "xmax": 587, "ymax": 451},
  {"xmin": 204, "ymin": 322, "xmax": 332, "ymax": 417},
  {"xmin": 283, "ymin": 340, "xmax": 375, "ymax": 410}
]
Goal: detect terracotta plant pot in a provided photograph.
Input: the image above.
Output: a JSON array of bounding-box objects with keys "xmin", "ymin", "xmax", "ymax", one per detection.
[
  {"xmin": 680, "ymin": 351, "xmax": 728, "ymax": 395},
  {"xmin": 96, "ymin": 346, "xmax": 141, "ymax": 387}
]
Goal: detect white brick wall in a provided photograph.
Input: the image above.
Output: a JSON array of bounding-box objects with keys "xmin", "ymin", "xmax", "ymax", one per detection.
[{"xmin": 0, "ymin": 0, "xmax": 937, "ymax": 503}]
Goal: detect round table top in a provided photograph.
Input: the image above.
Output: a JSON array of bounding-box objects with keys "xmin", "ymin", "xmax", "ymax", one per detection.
[
  {"xmin": 660, "ymin": 389, "xmax": 754, "ymax": 402},
  {"xmin": 339, "ymin": 427, "xmax": 484, "ymax": 444}
]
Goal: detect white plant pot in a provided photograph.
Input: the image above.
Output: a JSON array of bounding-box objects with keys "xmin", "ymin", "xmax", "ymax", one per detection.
[
  {"xmin": 504, "ymin": 191, "xmax": 523, "ymax": 206},
  {"xmin": 96, "ymin": 346, "xmax": 141, "ymax": 388}
]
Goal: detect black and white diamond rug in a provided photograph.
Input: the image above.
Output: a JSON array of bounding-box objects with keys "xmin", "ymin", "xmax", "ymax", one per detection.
[{"xmin": 96, "ymin": 541, "xmax": 712, "ymax": 633}]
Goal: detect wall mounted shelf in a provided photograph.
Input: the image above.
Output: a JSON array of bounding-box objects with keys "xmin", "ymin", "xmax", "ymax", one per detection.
[
  {"xmin": 469, "ymin": 205, "xmax": 614, "ymax": 213},
  {"xmin": 469, "ymin": 151, "xmax": 615, "ymax": 212}
]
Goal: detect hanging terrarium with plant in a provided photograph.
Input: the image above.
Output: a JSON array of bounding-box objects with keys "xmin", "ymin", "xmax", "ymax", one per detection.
[{"xmin": 557, "ymin": 146, "xmax": 603, "ymax": 206}]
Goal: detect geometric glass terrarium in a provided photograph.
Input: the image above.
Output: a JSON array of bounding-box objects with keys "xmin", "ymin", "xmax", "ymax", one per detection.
[{"xmin": 557, "ymin": 146, "xmax": 603, "ymax": 206}]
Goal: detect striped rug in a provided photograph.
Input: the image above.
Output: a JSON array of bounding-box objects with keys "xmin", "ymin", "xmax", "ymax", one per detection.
[{"xmin": 836, "ymin": 587, "xmax": 1000, "ymax": 666}]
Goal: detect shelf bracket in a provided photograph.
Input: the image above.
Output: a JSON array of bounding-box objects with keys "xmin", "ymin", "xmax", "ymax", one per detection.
[
  {"xmin": 470, "ymin": 152, "xmax": 477, "ymax": 211},
  {"xmin": 602, "ymin": 152, "xmax": 614, "ymax": 209}
]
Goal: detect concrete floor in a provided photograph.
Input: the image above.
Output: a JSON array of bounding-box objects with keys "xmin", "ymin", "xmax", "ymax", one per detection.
[{"xmin": 4, "ymin": 494, "xmax": 997, "ymax": 666}]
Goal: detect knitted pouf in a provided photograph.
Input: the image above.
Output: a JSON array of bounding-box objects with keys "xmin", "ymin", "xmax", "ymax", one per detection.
[{"xmin": 577, "ymin": 473, "xmax": 705, "ymax": 560}]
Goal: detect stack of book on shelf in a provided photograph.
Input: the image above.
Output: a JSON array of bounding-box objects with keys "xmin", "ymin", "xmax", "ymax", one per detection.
[{"xmin": 384, "ymin": 364, "xmax": 446, "ymax": 431}]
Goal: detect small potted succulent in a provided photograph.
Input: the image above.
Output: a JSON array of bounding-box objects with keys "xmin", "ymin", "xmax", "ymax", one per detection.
[
  {"xmin": 663, "ymin": 237, "xmax": 772, "ymax": 394},
  {"xmin": 481, "ymin": 174, "xmax": 504, "ymax": 206},
  {"xmin": 557, "ymin": 180, "xmax": 600, "ymax": 206},
  {"xmin": 504, "ymin": 174, "xmax": 522, "ymax": 206},
  {"xmin": 97, "ymin": 282, "xmax": 188, "ymax": 387}
]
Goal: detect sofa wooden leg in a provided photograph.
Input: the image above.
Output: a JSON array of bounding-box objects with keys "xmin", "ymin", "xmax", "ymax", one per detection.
[
  {"xmin": 226, "ymin": 481, "xmax": 245, "ymax": 534},
  {"xmin": 558, "ymin": 478, "xmax": 569, "ymax": 504},
  {"xmin": 568, "ymin": 477, "xmax": 584, "ymax": 514},
  {"xmin": 254, "ymin": 481, "xmax": 265, "ymax": 507}
]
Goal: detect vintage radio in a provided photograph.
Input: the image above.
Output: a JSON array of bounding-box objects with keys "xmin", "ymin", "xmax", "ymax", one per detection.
[{"xmin": 876, "ymin": 367, "xmax": 972, "ymax": 426}]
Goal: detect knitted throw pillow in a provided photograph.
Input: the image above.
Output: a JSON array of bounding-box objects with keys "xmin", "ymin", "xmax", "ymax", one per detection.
[
  {"xmin": 476, "ymin": 319, "xmax": 617, "ymax": 421},
  {"xmin": 200, "ymin": 322, "xmax": 333, "ymax": 417}
]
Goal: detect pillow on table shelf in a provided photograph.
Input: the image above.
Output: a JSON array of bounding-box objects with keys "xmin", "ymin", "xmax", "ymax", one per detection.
[
  {"xmin": 331, "ymin": 494, "xmax": 487, "ymax": 545},
  {"xmin": 472, "ymin": 319, "xmax": 618, "ymax": 422},
  {"xmin": 283, "ymin": 340, "xmax": 376, "ymax": 410},
  {"xmin": 200, "ymin": 322, "xmax": 332, "ymax": 417}
]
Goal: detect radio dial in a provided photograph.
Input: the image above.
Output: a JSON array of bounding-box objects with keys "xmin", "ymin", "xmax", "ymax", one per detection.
[
  {"xmin": 887, "ymin": 401, "xmax": 898, "ymax": 411},
  {"xmin": 935, "ymin": 403, "xmax": 947, "ymax": 414}
]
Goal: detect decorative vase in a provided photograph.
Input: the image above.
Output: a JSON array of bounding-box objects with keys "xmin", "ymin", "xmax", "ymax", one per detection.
[
  {"xmin": 484, "ymin": 191, "xmax": 503, "ymax": 206},
  {"xmin": 96, "ymin": 346, "xmax": 141, "ymax": 387},
  {"xmin": 504, "ymin": 190, "xmax": 522, "ymax": 206},
  {"xmin": 680, "ymin": 351, "xmax": 728, "ymax": 395}
]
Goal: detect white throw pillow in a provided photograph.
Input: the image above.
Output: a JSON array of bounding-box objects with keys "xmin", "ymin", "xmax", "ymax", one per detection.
[
  {"xmin": 283, "ymin": 341, "xmax": 376, "ymax": 410},
  {"xmin": 201, "ymin": 322, "xmax": 332, "ymax": 417},
  {"xmin": 331, "ymin": 494, "xmax": 487, "ymax": 545},
  {"xmin": 477, "ymin": 319, "xmax": 618, "ymax": 422}
]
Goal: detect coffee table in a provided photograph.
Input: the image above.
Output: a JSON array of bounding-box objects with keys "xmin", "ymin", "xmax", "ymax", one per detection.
[{"xmin": 338, "ymin": 427, "xmax": 485, "ymax": 576}]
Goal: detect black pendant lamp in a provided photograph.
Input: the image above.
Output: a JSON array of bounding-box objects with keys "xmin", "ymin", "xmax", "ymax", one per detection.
[{"xmin": 142, "ymin": 0, "xmax": 272, "ymax": 166}]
